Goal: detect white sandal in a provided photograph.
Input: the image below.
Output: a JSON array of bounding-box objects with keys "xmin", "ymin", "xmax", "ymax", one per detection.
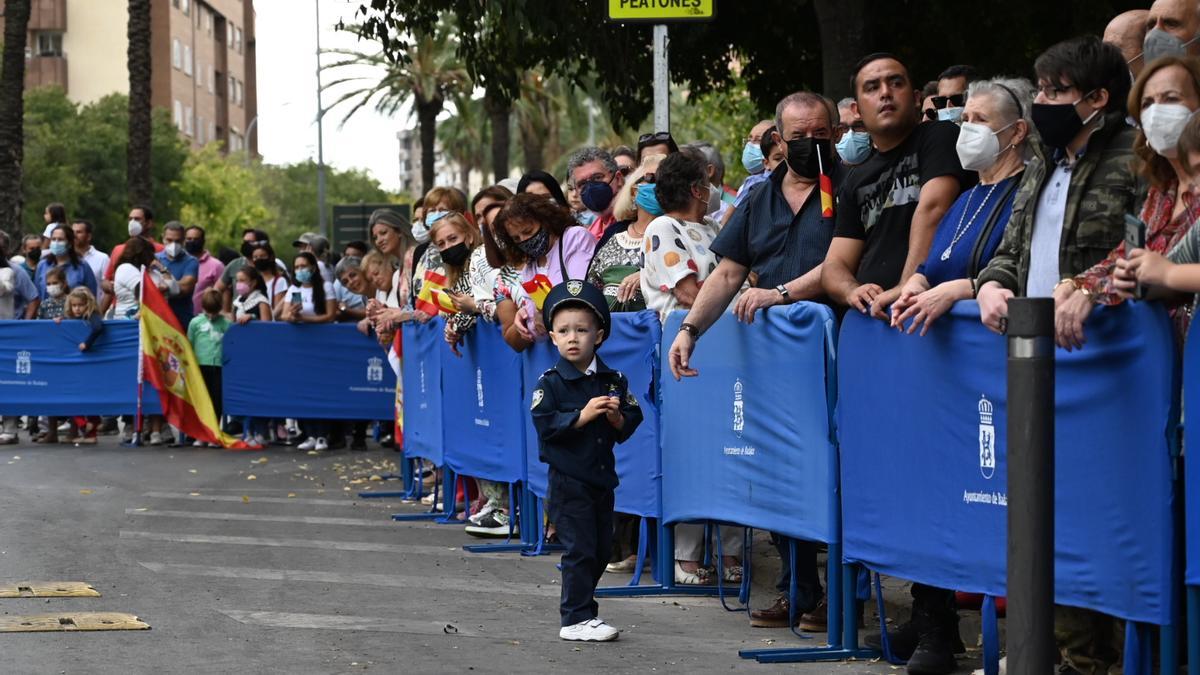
[
  {"xmin": 722, "ymin": 564, "xmax": 744, "ymax": 584},
  {"xmin": 674, "ymin": 561, "xmax": 712, "ymax": 585}
]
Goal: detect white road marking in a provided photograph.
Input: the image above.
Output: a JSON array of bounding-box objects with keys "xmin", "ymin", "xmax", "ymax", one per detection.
[{"xmin": 119, "ymin": 530, "xmax": 465, "ymax": 557}]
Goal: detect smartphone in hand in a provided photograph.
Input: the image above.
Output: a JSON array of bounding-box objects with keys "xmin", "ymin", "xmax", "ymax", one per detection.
[{"xmin": 1123, "ymin": 214, "xmax": 1147, "ymax": 300}]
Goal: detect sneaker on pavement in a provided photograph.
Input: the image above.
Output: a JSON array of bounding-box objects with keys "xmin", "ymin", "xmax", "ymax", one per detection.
[
  {"xmin": 0, "ymin": 432, "xmax": 16, "ymax": 444},
  {"xmin": 253, "ymin": 433, "xmax": 267, "ymax": 447},
  {"xmin": 464, "ymin": 510, "xmax": 517, "ymax": 538},
  {"xmin": 468, "ymin": 503, "xmax": 498, "ymax": 526},
  {"xmin": 558, "ymin": 618, "xmax": 619, "ymax": 642},
  {"xmin": 57, "ymin": 421, "xmax": 72, "ymax": 432},
  {"xmin": 192, "ymin": 439, "xmax": 205, "ymax": 447},
  {"xmin": 148, "ymin": 431, "xmax": 164, "ymax": 446},
  {"xmin": 297, "ymin": 437, "xmax": 318, "ymax": 451},
  {"xmin": 314, "ymin": 437, "xmax": 329, "ymax": 451}
]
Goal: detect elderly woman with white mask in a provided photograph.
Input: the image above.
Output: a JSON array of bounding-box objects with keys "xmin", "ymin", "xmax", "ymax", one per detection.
[{"xmin": 890, "ymin": 77, "xmax": 1035, "ymax": 335}]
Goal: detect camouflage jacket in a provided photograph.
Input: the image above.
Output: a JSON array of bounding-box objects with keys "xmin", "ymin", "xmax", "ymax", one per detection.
[{"xmin": 975, "ymin": 112, "xmax": 1141, "ymax": 295}]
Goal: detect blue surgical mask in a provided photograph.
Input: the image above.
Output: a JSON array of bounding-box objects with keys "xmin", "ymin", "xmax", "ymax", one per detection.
[
  {"xmin": 634, "ymin": 183, "xmax": 665, "ymax": 217},
  {"xmin": 425, "ymin": 210, "xmax": 449, "ymax": 226},
  {"xmin": 295, "ymin": 268, "xmax": 313, "ymax": 284},
  {"xmin": 741, "ymin": 141, "xmax": 764, "ymax": 174},
  {"xmin": 48, "ymin": 241, "xmax": 68, "ymax": 257},
  {"xmin": 937, "ymin": 107, "xmax": 964, "ymax": 124},
  {"xmin": 836, "ymin": 130, "xmax": 872, "ymax": 165}
]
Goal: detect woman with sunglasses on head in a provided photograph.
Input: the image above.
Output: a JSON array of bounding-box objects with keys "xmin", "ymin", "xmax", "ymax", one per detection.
[{"xmin": 636, "ymin": 130, "xmax": 679, "ymax": 162}]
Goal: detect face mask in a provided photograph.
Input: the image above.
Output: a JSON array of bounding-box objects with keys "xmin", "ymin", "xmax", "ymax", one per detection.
[
  {"xmin": 184, "ymin": 240, "xmax": 203, "ymax": 256},
  {"xmin": 164, "ymin": 242, "xmax": 182, "ymax": 258},
  {"xmin": 128, "ymin": 219, "xmax": 143, "ymax": 237},
  {"xmin": 634, "ymin": 182, "xmax": 665, "ymax": 216},
  {"xmin": 575, "ymin": 211, "xmax": 597, "ymax": 228},
  {"xmin": 741, "ymin": 141, "xmax": 765, "ymax": 174},
  {"xmin": 1143, "ymin": 28, "xmax": 1199, "ymax": 64},
  {"xmin": 235, "ymin": 282, "xmax": 250, "ymax": 297},
  {"xmin": 424, "ymin": 210, "xmax": 449, "ymax": 227},
  {"xmin": 48, "ymin": 241, "xmax": 68, "ymax": 257},
  {"xmin": 295, "ymin": 268, "xmax": 314, "ymax": 284},
  {"xmin": 241, "ymin": 241, "xmax": 258, "ymax": 258},
  {"xmin": 705, "ymin": 184, "xmax": 722, "ymax": 216},
  {"xmin": 1031, "ymin": 94, "xmax": 1100, "ymax": 149},
  {"xmin": 515, "ymin": 227, "xmax": 551, "ymax": 259},
  {"xmin": 580, "ymin": 180, "xmax": 615, "ymax": 213},
  {"xmin": 411, "ymin": 218, "xmax": 432, "ymax": 245},
  {"xmin": 253, "ymin": 258, "xmax": 273, "ymax": 272},
  {"xmin": 937, "ymin": 106, "xmax": 964, "ymax": 124},
  {"xmin": 439, "ymin": 242, "xmax": 470, "ymax": 267},
  {"xmin": 836, "ymin": 130, "xmax": 872, "ymax": 165},
  {"xmin": 1141, "ymin": 102, "xmax": 1195, "ymax": 157},
  {"xmin": 956, "ymin": 121, "xmax": 1016, "ymax": 172},
  {"xmin": 785, "ymin": 137, "xmax": 834, "ymax": 180},
  {"xmin": 46, "ymin": 284, "xmax": 63, "ymax": 298}
]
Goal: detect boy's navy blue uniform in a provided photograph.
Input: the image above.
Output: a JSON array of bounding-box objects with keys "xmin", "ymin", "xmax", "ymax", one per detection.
[{"xmin": 531, "ymin": 280, "xmax": 644, "ymax": 628}]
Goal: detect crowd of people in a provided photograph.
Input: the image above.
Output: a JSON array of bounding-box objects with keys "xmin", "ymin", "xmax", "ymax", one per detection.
[{"xmin": 6, "ymin": 0, "xmax": 1200, "ymax": 669}]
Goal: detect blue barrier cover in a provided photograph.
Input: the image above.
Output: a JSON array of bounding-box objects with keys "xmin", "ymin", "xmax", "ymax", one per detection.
[
  {"xmin": 442, "ymin": 323, "xmax": 525, "ymax": 484},
  {"xmin": 660, "ymin": 303, "xmax": 839, "ymax": 543},
  {"xmin": 840, "ymin": 302, "xmax": 1176, "ymax": 625},
  {"xmin": 0, "ymin": 320, "xmax": 161, "ymax": 416},
  {"xmin": 223, "ymin": 323, "xmax": 397, "ymax": 420},
  {"xmin": 1185, "ymin": 315, "xmax": 1200, "ymax": 585},
  {"xmin": 522, "ymin": 311, "xmax": 663, "ymax": 518},
  {"xmin": 400, "ymin": 319, "xmax": 445, "ymax": 464}
]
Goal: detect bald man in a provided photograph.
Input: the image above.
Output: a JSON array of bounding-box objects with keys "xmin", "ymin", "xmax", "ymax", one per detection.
[
  {"xmin": 1144, "ymin": 0, "xmax": 1200, "ymax": 62},
  {"xmin": 1104, "ymin": 9, "xmax": 1149, "ymax": 75}
]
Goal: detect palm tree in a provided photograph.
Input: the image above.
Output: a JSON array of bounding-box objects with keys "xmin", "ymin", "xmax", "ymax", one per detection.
[
  {"xmin": 127, "ymin": 0, "xmax": 152, "ymax": 205},
  {"xmin": 0, "ymin": 0, "xmax": 31, "ymax": 233},
  {"xmin": 324, "ymin": 21, "xmax": 469, "ymax": 195},
  {"xmin": 437, "ymin": 93, "xmax": 489, "ymax": 192}
]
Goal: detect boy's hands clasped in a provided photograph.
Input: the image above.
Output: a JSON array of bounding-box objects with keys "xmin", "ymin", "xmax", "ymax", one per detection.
[{"xmin": 576, "ymin": 395, "xmax": 623, "ymax": 429}]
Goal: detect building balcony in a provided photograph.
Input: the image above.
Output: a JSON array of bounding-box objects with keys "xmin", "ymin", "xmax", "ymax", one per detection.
[{"xmin": 25, "ymin": 55, "xmax": 66, "ymax": 91}]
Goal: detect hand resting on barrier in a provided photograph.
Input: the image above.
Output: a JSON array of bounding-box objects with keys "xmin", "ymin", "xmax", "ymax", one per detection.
[{"xmin": 667, "ymin": 331, "xmax": 699, "ymax": 381}]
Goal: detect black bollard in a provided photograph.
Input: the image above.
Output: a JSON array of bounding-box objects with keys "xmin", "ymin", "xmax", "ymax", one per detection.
[{"xmin": 1005, "ymin": 298, "xmax": 1056, "ymax": 674}]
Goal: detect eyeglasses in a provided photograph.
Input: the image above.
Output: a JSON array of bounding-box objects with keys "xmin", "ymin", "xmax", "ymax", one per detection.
[
  {"xmin": 616, "ymin": 166, "xmax": 633, "ymax": 177},
  {"xmin": 1035, "ymin": 83, "xmax": 1073, "ymax": 101},
  {"xmin": 931, "ymin": 94, "xmax": 965, "ymax": 110},
  {"xmin": 634, "ymin": 172, "xmax": 656, "ymax": 185},
  {"xmin": 638, "ymin": 131, "xmax": 674, "ymax": 146}
]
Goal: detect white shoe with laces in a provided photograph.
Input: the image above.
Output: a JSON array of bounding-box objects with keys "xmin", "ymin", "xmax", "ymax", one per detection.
[
  {"xmin": 468, "ymin": 503, "xmax": 497, "ymax": 526},
  {"xmin": 559, "ymin": 618, "xmax": 620, "ymax": 642},
  {"xmin": 148, "ymin": 431, "xmax": 164, "ymax": 446},
  {"xmin": 314, "ymin": 437, "xmax": 328, "ymax": 451},
  {"xmin": 297, "ymin": 437, "xmax": 318, "ymax": 451}
]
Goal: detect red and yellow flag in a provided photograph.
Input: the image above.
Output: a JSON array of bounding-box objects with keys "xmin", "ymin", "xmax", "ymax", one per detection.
[
  {"xmin": 139, "ymin": 269, "xmax": 248, "ymax": 449},
  {"xmin": 414, "ymin": 268, "xmax": 457, "ymax": 316},
  {"xmin": 819, "ymin": 173, "xmax": 835, "ymax": 219},
  {"xmin": 521, "ymin": 273, "xmax": 554, "ymax": 310}
]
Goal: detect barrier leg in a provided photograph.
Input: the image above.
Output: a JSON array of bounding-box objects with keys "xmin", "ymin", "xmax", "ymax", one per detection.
[
  {"xmin": 1123, "ymin": 622, "xmax": 1152, "ymax": 675},
  {"xmin": 1160, "ymin": 620, "xmax": 1178, "ymax": 675},
  {"xmin": 595, "ymin": 520, "xmax": 745, "ymax": 598},
  {"xmin": 1188, "ymin": 586, "xmax": 1200, "ymax": 675},
  {"xmin": 392, "ymin": 466, "xmax": 459, "ymax": 522},
  {"xmin": 463, "ymin": 482, "xmax": 531, "ymax": 554},
  {"xmin": 982, "ymin": 595, "xmax": 1000, "ymax": 675},
  {"xmin": 520, "ymin": 496, "xmax": 566, "ymax": 557}
]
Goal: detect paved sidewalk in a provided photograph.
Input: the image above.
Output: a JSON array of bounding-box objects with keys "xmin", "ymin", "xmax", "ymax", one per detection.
[{"xmin": 0, "ymin": 436, "xmax": 988, "ymax": 673}]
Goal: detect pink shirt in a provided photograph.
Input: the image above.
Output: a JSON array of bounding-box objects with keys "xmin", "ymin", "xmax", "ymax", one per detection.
[
  {"xmin": 191, "ymin": 251, "xmax": 226, "ymax": 315},
  {"xmin": 588, "ymin": 212, "xmax": 615, "ymax": 240}
]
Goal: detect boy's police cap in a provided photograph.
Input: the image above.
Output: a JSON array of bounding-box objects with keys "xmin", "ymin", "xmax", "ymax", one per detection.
[{"xmin": 543, "ymin": 280, "xmax": 611, "ymax": 335}]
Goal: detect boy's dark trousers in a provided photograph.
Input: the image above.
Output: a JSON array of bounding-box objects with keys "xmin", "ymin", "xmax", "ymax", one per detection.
[
  {"xmin": 199, "ymin": 366, "xmax": 223, "ymax": 420},
  {"xmin": 547, "ymin": 467, "xmax": 614, "ymax": 627}
]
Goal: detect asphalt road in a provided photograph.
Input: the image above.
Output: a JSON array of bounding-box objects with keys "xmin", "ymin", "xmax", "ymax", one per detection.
[{"xmin": 0, "ymin": 436, "xmax": 981, "ymax": 674}]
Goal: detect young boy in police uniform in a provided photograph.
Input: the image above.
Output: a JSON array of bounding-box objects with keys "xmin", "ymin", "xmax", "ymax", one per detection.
[{"xmin": 531, "ymin": 279, "xmax": 643, "ymax": 642}]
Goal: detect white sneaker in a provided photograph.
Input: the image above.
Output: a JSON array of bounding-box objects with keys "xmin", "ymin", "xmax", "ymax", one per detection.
[
  {"xmin": 192, "ymin": 439, "xmax": 205, "ymax": 447},
  {"xmin": 468, "ymin": 503, "xmax": 497, "ymax": 526},
  {"xmin": 297, "ymin": 437, "xmax": 318, "ymax": 451},
  {"xmin": 57, "ymin": 421, "xmax": 72, "ymax": 432},
  {"xmin": 559, "ymin": 618, "xmax": 619, "ymax": 642},
  {"xmin": 0, "ymin": 432, "xmax": 16, "ymax": 445},
  {"xmin": 253, "ymin": 433, "xmax": 267, "ymax": 447},
  {"xmin": 314, "ymin": 437, "xmax": 328, "ymax": 451},
  {"xmin": 149, "ymin": 431, "xmax": 164, "ymax": 446}
]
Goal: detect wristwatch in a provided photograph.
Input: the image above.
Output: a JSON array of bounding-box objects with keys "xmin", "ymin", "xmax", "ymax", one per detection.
[
  {"xmin": 776, "ymin": 284, "xmax": 790, "ymax": 299},
  {"xmin": 679, "ymin": 322, "xmax": 701, "ymax": 340}
]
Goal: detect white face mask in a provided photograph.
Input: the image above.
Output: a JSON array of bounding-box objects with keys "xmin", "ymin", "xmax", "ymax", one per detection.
[
  {"xmin": 128, "ymin": 219, "xmax": 143, "ymax": 237},
  {"xmin": 955, "ymin": 120, "xmax": 1015, "ymax": 172},
  {"xmin": 1141, "ymin": 103, "xmax": 1195, "ymax": 158},
  {"xmin": 164, "ymin": 242, "xmax": 182, "ymax": 258},
  {"xmin": 46, "ymin": 284, "xmax": 63, "ymax": 298},
  {"xmin": 706, "ymin": 184, "xmax": 722, "ymax": 216}
]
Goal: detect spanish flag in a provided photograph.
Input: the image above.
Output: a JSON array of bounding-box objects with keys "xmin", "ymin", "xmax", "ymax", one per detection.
[
  {"xmin": 139, "ymin": 269, "xmax": 248, "ymax": 449},
  {"xmin": 816, "ymin": 142, "xmax": 835, "ymax": 221},
  {"xmin": 414, "ymin": 268, "xmax": 457, "ymax": 316},
  {"xmin": 522, "ymin": 273, "xmax": 554, "ymax": 310}
]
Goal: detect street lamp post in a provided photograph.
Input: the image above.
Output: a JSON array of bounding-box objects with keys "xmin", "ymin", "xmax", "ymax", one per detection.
[
  {"xmin": 314, "ymin": 0, "xmax": 327, "ymax": 239},
  {"xmin": 244, "ymin": 116, "xmax": 258, "ymax": 167}
]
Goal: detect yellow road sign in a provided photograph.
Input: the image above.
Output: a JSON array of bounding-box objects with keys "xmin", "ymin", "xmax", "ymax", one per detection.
[
  {"xmin": 608, "ymin": 0, "xmax": 715, "ymax": 22},
  {"xmin": 0, "ymin": 613, "xmax": 149, "ymax": 632},
  {"xmin": 0, "ymin": 582, "xmax": 100, "ymax": 598}
]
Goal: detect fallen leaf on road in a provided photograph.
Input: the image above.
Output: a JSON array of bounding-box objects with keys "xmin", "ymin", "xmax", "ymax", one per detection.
[
  {"xmin": 189, "ymin": 492, "xmax": 201, "ymax": 496},
  {"xmin": 242, "ymin": 495, "xmax": 250, "ymax": 503},
  {"xmin": 252, "ymin": 457, "xmax": 268, "ymax": 465},
  {"xmin": 369, "ymin": 475, "xmax": 382, "ymax": 481},
  {"xmin": 307, "ymin": 450, "xmax": 319, "ymax": 456},
  {"xmin": 246, "ymin": 474, "xmax": 257, "ymax": 481},
  {"xmin": 133, "ymin": 507, "xmax": 147, "ymax": 512},
  {"xmin": 287, "ymin": 493, "xmax": 296, "ymax": 498},
  {"xmin": 188, "ymin": 469, "xmax": 198, "ymax": 474},
  {"xmin": 79, "ymin": 489, "xmax": 93, "ymax": 495}
]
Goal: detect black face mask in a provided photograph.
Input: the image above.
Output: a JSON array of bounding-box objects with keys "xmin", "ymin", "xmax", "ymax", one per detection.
[
  {"xmin": 515, "ymin": 228, "xmax": 552, "ymax": 259},
  {"xmin": 240, "ymin": 242, "xmax": 258, "ymax": 258},
  {"xmin": 439, "ymin": 242, "xmax": 471, "ymax": 267},
  {"xmin": 785, "ymin": 137, "xmax": 834, "ymax": 179},
  {"xmin": 24, "ymin": 249, "xmax": 40, "ymax": 264},
  {"xmin": 184, "ymin": 240, "xmax": 204, "ymax": 256},
  {"xmin": 253, "ymin": 258, "xmax": 273, "ymax": 272},
  {"xmin": 1030, "ymin": 93, "xmax": 1099, "ymax": 149}
]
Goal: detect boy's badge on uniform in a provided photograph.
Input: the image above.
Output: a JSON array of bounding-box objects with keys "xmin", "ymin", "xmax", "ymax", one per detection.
[
  {"xmin": 626, "ymin": 392, "xmax": 639, "ymax": 407},
  {"xmin": 567, "ymin": 280, "xmax": 583, "ymax": 296},
  {"xmin": 531, "ymin": 389, "xmax": 544, "ymax": 409}
]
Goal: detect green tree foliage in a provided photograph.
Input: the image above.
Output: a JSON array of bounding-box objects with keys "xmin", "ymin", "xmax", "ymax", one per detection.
[
  {"xmin": 176, "ymin": 145, "xmax": 270, "ymax": 247},
  {"xmin": 253, "ymin": 159, "xmax": 393, "ymax": 249},
  {"xmin": 22, "ymin": 88, "xmax": 188, "ymax": 249}
]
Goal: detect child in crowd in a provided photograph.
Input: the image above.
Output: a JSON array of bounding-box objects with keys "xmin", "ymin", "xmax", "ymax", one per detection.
[
  {"xmin": 232, "ymin": 265, "xmax": 272, "ymax": 324},
  {"xmin": 188, "ymin": 289, "xmax": 231, "ymax": 448},
  {"xmin": 530, "ymin": 280, "xmax": 643, "ymax": 642},
  {"xmin": 55, "ymin": 287, "xmax": 105, "ymax": 445},
  {"xmin": 37, "ymin": 266, "xmax": 69, "ymax": 319}
]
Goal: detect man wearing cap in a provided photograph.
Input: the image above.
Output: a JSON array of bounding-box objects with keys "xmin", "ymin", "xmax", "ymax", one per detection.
[
  {"xmin": 294, "ymin": 231, "xmax": 333, "ymax": 279},
  {"xmin": 531, "ymin": 280, "xmax": 643, "ymax": 643}
]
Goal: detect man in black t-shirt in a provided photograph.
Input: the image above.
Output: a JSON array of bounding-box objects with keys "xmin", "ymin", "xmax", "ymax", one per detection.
[
  {"xmin": 824, "ymin": 53, "xmax": 974, "ymax": 675},
  {"xmin": 821, "ymin": 53, "xmax": 975, "ymax": 325}
]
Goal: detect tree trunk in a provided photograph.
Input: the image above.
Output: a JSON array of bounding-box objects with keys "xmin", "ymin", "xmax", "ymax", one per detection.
[
  {"xmin": 127, "ymin": 0, "xmax": 153, "ymax": 206},
  {"xmin": 519, "ymin": 121, "xmax": 545, "ymax": 173},
  {"xmin": 484, "ymin": 90, "xmax": 510, "ymax": 184},
  {"xmin": 416, "ymin": 97, "xmax": 442, "ymax": 195},
  {"xmin": 813, "ymin": 0, "xmax": 868, "ymax": 100},
  {"xmin": 459, "ymin": 163, "xmax": 470, "ymax": 195},
  {"xmin": 0, "ymin": 0, "xmax": 31, "ymax": 235}
]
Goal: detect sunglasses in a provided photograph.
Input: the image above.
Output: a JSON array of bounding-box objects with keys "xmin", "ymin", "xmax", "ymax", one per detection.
[
  {"xmin": 638, "ymin": 131, "xmax": 674, "ymax": 146},
  {"xmin": 634, "ymin": 172, "xmax": 657, "ymax": 185},
  {"xmin": 931, "ymin": 94, "xmax": 965, "ymax": 110}
]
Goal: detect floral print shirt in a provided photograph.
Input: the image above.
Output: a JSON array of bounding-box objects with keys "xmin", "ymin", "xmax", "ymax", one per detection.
[{"xmin": 640, "ymin": 215, "xmax": 723, "ymax": 324}]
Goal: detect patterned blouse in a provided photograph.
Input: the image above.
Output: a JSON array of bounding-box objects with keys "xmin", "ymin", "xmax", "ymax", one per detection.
[
  {"xmin": 445, "ymin": 256, "xmax": 478, "ymax": 336},
  {"xmin": 586, "ymin": 230, "xmax": 647, "ymax": 310},
  {"xmin": 467, "ymin": 246, "xmax": 500, "ymax": 322},
  {"xmin": 37, "ymin": 296, "xmax": 65, "ymax": 320},
  {"xmin": 640, "ymin": 215, "xmax": 723, "ymax": 324}
]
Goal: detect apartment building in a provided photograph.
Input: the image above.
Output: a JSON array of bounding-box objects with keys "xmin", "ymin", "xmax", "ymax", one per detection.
[{"xmin": 15, "ymin": 0, "xmax": 257, "ymax": 154}]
